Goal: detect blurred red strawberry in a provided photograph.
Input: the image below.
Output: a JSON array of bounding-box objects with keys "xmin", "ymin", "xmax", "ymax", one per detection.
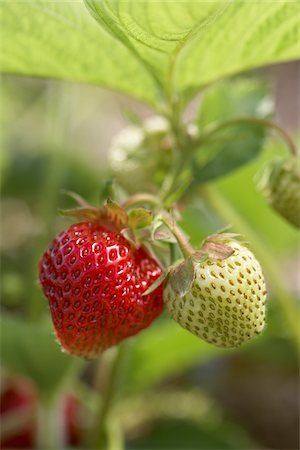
[
  {"xmin": 0, "ymin": 376, "xmax": 36, "ymax": 449},
  {"xmin": 0, "ymin": 375, "xmax": 83, "ymax": 449}
]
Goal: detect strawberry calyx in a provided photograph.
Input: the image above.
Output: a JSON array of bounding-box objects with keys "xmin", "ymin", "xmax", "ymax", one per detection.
[
  {"xmin": 201, "ymin": 232, "xmax": 240, "ymax": 258},
  {"xmin": 59, "ymin": 193, "xmax": 154, "ymax": 248},
  {"xmin": 60, "ymin": 199, "xmax": 127, "ymax": 231},
  {"xmin": 144, "ymin": 232, "xmax": 238, "ymax": 298}
]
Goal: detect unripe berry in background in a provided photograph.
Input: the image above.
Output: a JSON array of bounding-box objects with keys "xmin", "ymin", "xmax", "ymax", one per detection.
[
  {"xmin": 0, "ymin": 375, "xmax": 82, "ymax": 449},
  {"xmin": 256, "ymin": 157, "xmax": 300, "ymax": 229}
]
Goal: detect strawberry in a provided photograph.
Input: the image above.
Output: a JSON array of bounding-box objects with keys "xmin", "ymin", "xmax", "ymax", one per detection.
[
  {"xmin": 0, "ymin": 375, "xmax": 84, "ymax": 449},
  {"xmin": 63, "ymin": 395, "xmax": 82, "ymax": 447},
  {"xmin": 256, "ymin": 156, "xmax": 300, "ymax": 228},
  {"xmin": 39, "ymin": 221, "xmax": 163, "ymax": 357},
  {"xmin": 0, "ymin": 376, "xmax": 36, "ymax": 449},
  {"xmin": 163, "ymin": 236, "xmax": 267, "ymax": 348}
]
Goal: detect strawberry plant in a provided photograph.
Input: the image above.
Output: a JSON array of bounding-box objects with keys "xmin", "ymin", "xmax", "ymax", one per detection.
[{"xmin": 1, "ymin": 2, "xmax": 300, "ymax": 449}]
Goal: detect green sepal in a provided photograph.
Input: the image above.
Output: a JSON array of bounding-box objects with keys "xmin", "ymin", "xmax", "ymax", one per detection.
[
  {"xmin": 128, "ymin": 208, "xmax": 153, "ymax": 230},
  {"xmin": 169, "ymin": 257, "xmax": 195, "ymax": 298},
  {"xmin": 120, "ymin": 227, "xmax": 139, "ymax": 248},
  {"xmin": 60, "ymin": 189, "xmax": 90, "ymax": 207},
  {"xmin": 201, "ymin": 241, "xmax": 234, "ymax": 260},
  {"xmin": 101, "ymin": 198, "xmax": 128, "ymax": 229},
  {"xmin": 142, "ymin": 272, "xmax": 168, "ymax": 296},
  {"xmin": 99, "ymin": 178, "xmax": 117, "ymax": 202},
  {"xmin": 152, "ymin": 224, "xmax": 177, "ymax": 243},
  {"xmin": 192, "ymin": 251, "xmax": 209, "ymax": 264},
  {"xmin": 205, "ymin": 232, "xmax": 240, "ymax": 244},
  {"xmin": 59, "ymin": 206, "xmax": 99, "ymax": 221}
]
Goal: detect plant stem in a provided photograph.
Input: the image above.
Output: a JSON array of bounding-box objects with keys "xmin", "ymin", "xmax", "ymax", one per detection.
[
  {"xmin": 197, "ymin": 117, "xmax": 298, "ymax": 157},
  {"xmin": 160, "ymin": 102, "xmax": 192, "ymax": 202},
  {"xmin": 200, "ymin": 185, "xmax": 300, "ymax": 349},
  {"xmin": 88, "ymin": 345, "xmax": 126, "ymax": 449},
  {"xmin": 122, "ymin": 193, "xmax": 162, "ymax": 209},
  {"xmin": 161, "ymin": 213, "xmax": 194, "ymax": 258},
  {"xmin": 35, "ymin": 397, "xmax": 64, "ymax": 449}
]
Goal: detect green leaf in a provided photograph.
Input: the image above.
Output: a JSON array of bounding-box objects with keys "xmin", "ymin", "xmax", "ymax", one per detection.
[
  {"xmin": 85, "ymin": 1, "xmax": 300, "ymax": 105},
  {"xmin": 193, "ymin": 122, "xmax": 266, "ymax": 183},
  {"xmin": 176, "ymin": 2, "xmax": 300, "ymax": 103},
  {"xmin": 0, "ymin": 315, "xmax": 79, "ymax": 395},
  {"xmin": 125, "ymin": 318, "xmax": 223, "ymax": 394},
  {"xmin": 1, "ymin": 2, "xmax": 299, "ymax": 109},
  {"xmin": 0, "ymin": 1, "xmax": 159, "ymax": 107},
  {"xmin": 197, "ymin": 78, "xmax": 272, "ymax": 131}
]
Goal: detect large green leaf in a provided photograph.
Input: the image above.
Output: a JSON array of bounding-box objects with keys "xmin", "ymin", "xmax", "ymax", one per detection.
[
  {"xmin": 175, "ymin": 1, "xmax": 300, "ymax": 101},
  {"xmin": 85, "ymin": 1, "xmax": 300, "ymax": 105},
  {"xmin": 0, "ymin": 315, "xmax": 79, "ymax": 395},
  {"xmin": 1, "ymin": 1, "xmax": 299, "ymax": 109},
  {"xmin": 0, "ymin": 1, "xmax": 159, "ymax": 107}
]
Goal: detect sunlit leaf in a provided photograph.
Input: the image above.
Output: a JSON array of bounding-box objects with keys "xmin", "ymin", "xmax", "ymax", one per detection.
[
  {"xmin": 85, "ymin": 1, "xmax": 300, "ymax": 105},
  {"xmin": 0, "ymin": 1, "xmax": 159, "ymax": 107},
  {"xmin": 1, "ymin": 1, "xmax": 299, "ymax": 109}
]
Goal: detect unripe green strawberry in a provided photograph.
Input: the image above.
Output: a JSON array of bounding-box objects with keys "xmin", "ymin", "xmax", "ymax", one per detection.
[
  {"xmin": 164, "ymin": 238, "xmax": 267, "ymax": 348},
  {"xmin": 256, "ymin": 157, "xmax": 300, "ymax": 228}
]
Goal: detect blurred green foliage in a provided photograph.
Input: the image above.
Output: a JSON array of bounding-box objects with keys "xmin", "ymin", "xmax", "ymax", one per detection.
[{"xmin": 1, "ymin": 73, "xmax": 299, "ymax": 449}]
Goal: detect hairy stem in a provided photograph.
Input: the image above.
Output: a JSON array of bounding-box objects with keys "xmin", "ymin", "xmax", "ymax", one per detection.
[
  {"xmin": 200, "ymin": 185, "xmax": 300, "ymax": 349},
  {"xmin": 88, "ymin": 345, "xmax": 125, "ymax": 450},
  {"xmin": 122, "ymin": 193, "xmax": 162, "ymax": 209},
  {"xmin": 161, "ymin": 213, "xmax": 194, "ymax": 258}
]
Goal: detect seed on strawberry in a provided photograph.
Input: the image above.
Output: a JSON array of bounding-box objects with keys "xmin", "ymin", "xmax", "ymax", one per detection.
[
  {"xmin": 163, "ymin": 237, "xmax": 267, "ymax": 348},
  {"xmin": 39, "ymin": 221, "xmax": 163, "ymax": 358},
  {"xmin": 256, "ymin": 156, "xmax": 300, "ymax": 228}
]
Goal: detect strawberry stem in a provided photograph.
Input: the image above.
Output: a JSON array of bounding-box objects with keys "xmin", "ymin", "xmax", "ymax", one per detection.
[
  {"xmin": 161, "ymin": 213, "xmax": 194, "ymax": 258},
  {"xmin": 87, "ymin": 345, "xmax": 126, "ymax": 449},
  {"xmin": 36, "ymin": 398, "xmax": 63, "ymax": 449},
  {"xmin": 122, "ymin": 193, "xmax": 162, "ymax": 209}
]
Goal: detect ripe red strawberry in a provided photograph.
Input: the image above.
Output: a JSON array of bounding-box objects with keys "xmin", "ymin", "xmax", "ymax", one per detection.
[{"xmin": 39, "ymin": 221, "xmax": 163, "ymax": 357}]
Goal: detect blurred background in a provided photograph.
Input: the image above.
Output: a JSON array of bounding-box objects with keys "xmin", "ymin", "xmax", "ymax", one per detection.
[{"xmin": 1, "ymin": 61, "xmax": 299, "ymax": 449}]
